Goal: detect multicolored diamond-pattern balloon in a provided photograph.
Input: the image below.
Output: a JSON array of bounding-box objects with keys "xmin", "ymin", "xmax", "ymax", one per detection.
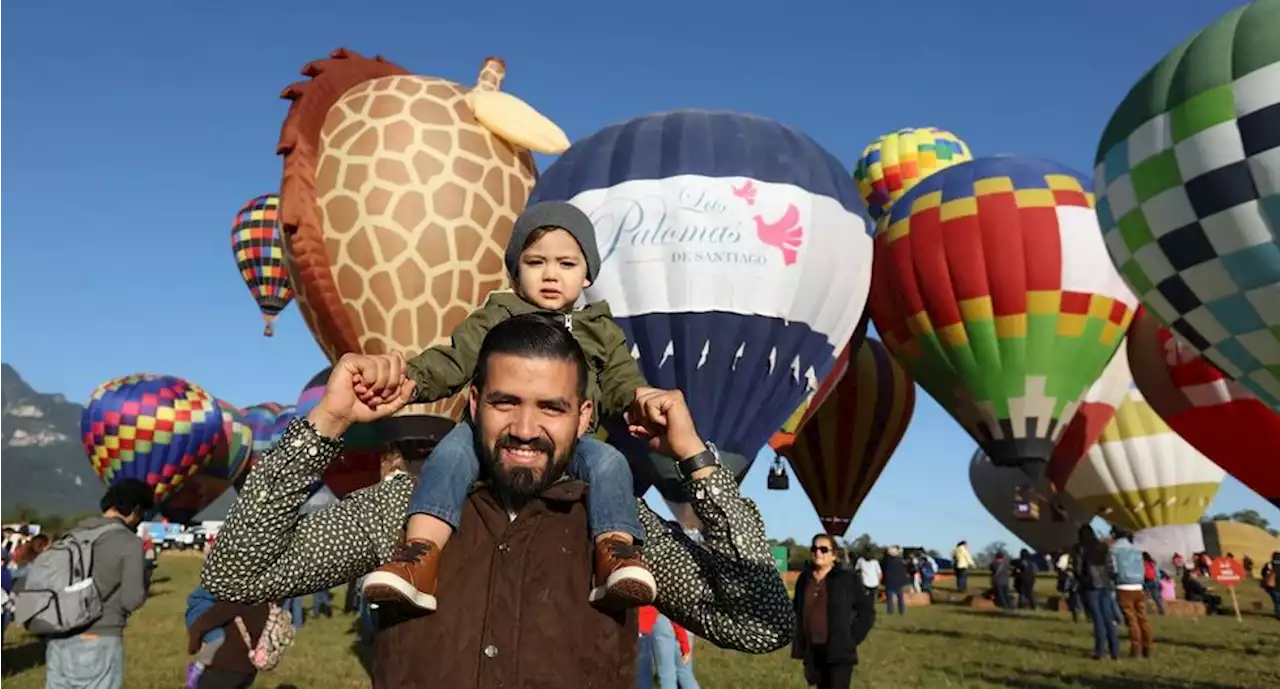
[{"xmin": 82, "ymin": 374, "xmax": 225, "ymax": 505}]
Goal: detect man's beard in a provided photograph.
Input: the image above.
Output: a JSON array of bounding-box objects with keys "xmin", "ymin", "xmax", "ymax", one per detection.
[{"xmin": 476, "ymin": 428, "xmax": 575, "ymax": 504}]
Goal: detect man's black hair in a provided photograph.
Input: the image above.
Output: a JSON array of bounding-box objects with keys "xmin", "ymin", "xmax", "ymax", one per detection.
[
  {"xmin": 100, "ymin": 478, "xmax": 155, "ymax": 517},
  {"xmin": 472, "ymin": 312, "xmax": 588, "ymax": 401}
]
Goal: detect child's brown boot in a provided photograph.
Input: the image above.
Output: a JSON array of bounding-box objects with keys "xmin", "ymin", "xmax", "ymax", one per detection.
[
  {"xmin": 588, "ymin": 534, "xmax": 657, "ymax": 608},
  {"xmin": 362, "ymin": 538, "xmax": 442, "ymax": 612}
]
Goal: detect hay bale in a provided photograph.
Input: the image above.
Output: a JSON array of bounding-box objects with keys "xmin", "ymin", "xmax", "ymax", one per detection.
[
  {"xmin": 1164, "ymin": 599, "xmax": 1206, "ymax": 617},
  {"xmin": 1045, "ymin": 595, "xmax": 1071, "ymax": 612},
  {"xmin": 904, "ymin": 591, "xmax": 932, "ymax": 607},
  {"xmin": 965, "ymin": 595, "xmax": 997, "ymax": 609}
]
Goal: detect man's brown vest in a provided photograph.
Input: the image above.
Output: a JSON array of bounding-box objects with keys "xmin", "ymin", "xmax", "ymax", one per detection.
[{"xmin": 373, "ymin": 480, "xmax": 638, "ymax": 688}]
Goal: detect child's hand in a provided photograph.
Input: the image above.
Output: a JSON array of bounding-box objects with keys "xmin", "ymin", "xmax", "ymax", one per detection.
[
  {"xmin": 632, "ymin": 386, "xmax": 661, "ymax": 402},
  {"xmin": 351, "ymin": 352, "xmax": 411, "ymax": 407}
]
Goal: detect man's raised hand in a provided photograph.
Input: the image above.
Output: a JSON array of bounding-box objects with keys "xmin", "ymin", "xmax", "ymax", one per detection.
[{"xmin": 624, "ymin": 388, "xmax": 705, "ymax": 460}]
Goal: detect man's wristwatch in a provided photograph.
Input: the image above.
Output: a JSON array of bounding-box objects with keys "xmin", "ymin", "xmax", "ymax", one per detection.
[{"xmin": 677, "ymin": 442, "xmax": 721, "ymax": 480}]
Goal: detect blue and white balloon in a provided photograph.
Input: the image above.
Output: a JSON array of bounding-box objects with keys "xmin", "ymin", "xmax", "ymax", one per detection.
[{"xmin": 530, "ymin": 110, "xmax": 873, "ymax": 501}]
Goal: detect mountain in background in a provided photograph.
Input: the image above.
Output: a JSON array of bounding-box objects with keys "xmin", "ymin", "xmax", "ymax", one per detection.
[
  {"xmin": 2, "ymin": 364, "xmax": 102, "ymax": 516},
  {"xmin": 0, "ymin": 365, "xmax": 234, "ymax": 521}
]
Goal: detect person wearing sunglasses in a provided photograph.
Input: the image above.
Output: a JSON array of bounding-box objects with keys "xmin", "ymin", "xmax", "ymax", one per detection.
[{"xmin": 791, "ymin": 535, "xmax": 876, "ymax": 689}]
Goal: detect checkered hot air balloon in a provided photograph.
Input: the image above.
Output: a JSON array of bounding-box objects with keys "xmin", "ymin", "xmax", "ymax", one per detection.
[
  {"xmin": 232, "ymin": 193, "xmax": 294, "ymax": 337},
  {"xmin": 854, "ymin": 128, "xmax": 973, "ymax": 223},
  {"xmin": 529, "ymin": 110, "xmax": 873, "ymax": 504},
  {"xmin": 1095, "ymin": 0, "xmax": 1280, "ymax": 412},
  {"xmin": 161, "ymin": 400, "xmax": 255, "ymax": 522},
  {"xmin": 1061, "ymin": 384, "xmax": 1226, "ymax": 531},
  {"xmin": 776, "ymin": 338, "xmax": 915, "ymax": 537},
  {"xmin": 1128, "ymin": 307, "xmax": 1280, "ymax": 508},
  {"xmin": 82, "ymin": 375, "xmax": 226, "ymax": 508},
  {"xmin": 869, "ymin": 156, "xmax": 1140, "ymax": 468}
]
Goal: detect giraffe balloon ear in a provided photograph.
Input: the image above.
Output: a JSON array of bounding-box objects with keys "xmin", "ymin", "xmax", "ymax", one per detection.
[{"xmin": 468, "ymin": 89, "xmax": 570, "ymax": 155}]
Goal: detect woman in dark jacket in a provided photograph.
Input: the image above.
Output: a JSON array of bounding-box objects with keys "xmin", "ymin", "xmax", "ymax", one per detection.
[
  {"xmin": 792, "ymin": 534, "xmax": 876, "ymax": 689},
  {"xmin": 1013, "ymin": 549, "xmax": 1038, "ymax": 610},
  {"xmin": 1074, "ymin": 526, "xmax": 1119, "ymax": 660},
  {"xmin": 187, "ymin": 600, "xmax": 271, "ymax": 688}
]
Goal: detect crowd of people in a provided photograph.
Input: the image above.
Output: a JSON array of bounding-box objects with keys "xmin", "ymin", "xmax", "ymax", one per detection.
[
  {"xmin": 3, "ymin": 199, "xmax": 1279, "ymax": 688},
  {"xmin": 2, "ymin": 526, "xmax": 51, "ymax": 634}
]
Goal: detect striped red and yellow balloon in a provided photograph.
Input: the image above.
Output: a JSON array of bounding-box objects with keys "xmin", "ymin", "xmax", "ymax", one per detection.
[
  {"xmin": 853, "ymin": 127, "xmax": 972, "ymax": 223},
  {"xmin": 1060, "ymin": 384, "xmax": 1225, "ymax": 530},
  {"xmin": 81, "ymin": 374, "xmax": 225, "ymax": 506},
  {"xmin": 1128, "ymin": 308, "xmax": 1280, "ymax": 508},
  {"xmin": 232, "ymin": 193, "xmax": 294, "ymax": 337},
  {"xmin": 769, "ymin": 316, "xmax": 868, "ymax": 453},
  {"xmin": 868, "ymin": 155, "xmax": 1138, "ymax": 468},
  {"xmin": 777, "ymin": 338, "xmax": 915, "ymax": 537}
]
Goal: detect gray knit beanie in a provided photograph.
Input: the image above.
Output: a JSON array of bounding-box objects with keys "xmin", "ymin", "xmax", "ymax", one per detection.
[{"xmin": 505, "ymin": 202, "xmax": 602, "ymax": 280}]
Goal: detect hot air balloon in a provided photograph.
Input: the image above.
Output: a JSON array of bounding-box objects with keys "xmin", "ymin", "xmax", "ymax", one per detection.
[
  {"xmin": 82, "ymin": 375, "xmax": 226, "ymax": 507},
  {"xmin": 1045, "ymin": 339, "xmax": 1134, "ymax": 493},
  {"xmin": 766, "ymin": 340, "xmax": 852, "ymax": 493},
  {"xmin": 298, "ymin": 368, "xmax": 385, "ymax": 496},
  {"xmin": 769, "ymin": 315, "xmax": 869, "ymax": 454},
  {"xmin": 778, "ymin": 338, "xmax": 915, "ymax": 537},
  {"xmin": 1128, "ymin": 308, "xmax": 1280, "ymax": 507},
  {"xmin": 1094, "ymin": 1, "xmax": 1280, "ymax": 412},
  {"xmin": 235, "ymin": 404, "xmax": 299, "ymax": 491},
  {"xmin": 267, "ymin": 406, "xmax": 297, "ymax": 446},
  {"xmin": 853, "ymin": 128, "xmax": 973, "ymax": 222},
  {"xmin": 1062, "ymin": 384, "xmax": 1226, "ymax": 531},
  {"xmin": 162, "ymin": 400, "xmax": 255, "ymax": 522},
  {"xmin": 1133, "ymin": 521, "xmax": 1280, "ymax": 575},
  {"xmin": 240, "ymin": 402, "xmax": 287, "ymax": 454},
  {"xmin": 869, "ymin": 155, "xmax": 1139, "ymax": 468},
  {"xmin": 232, "ymin": 194, "xmax": 294, "ymax": 337},
  {"xmin": 277, "ymin": 48, "xmax": 566, "ymax": 446},
  {"xmin": 970, "ymin": 450, "xmax": 1094, "ymax": 553},
  {"xmin": 529, "ymin": 110, "xmax": 873, "ymax": 503}
]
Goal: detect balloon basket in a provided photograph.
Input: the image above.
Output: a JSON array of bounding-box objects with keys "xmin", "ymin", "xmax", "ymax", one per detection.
[
  {"xmin": 767, "ymin": 469, "xmax": 789, "ymax": 490},
  {"xmin": 1013, "ymin": 500, "xmax": 1040, "ymax": 522},
  {"xmin": 767, "ymin": 456, "xmax": 789, "ymax": 490}
]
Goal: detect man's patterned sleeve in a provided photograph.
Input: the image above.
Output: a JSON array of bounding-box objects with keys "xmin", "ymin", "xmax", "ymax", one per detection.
[
  {"xmin": 201, "ymin": 419, "xmax": 410, "ymax": 603},
  {"xmin": 638, "ymin": 468, "xmax": 794, "ymax": 654}
]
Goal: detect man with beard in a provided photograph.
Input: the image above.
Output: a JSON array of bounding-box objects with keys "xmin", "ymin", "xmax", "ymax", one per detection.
[{"xmin": 203, "ymin": 313, "xmax": 792, "ymax": 688}]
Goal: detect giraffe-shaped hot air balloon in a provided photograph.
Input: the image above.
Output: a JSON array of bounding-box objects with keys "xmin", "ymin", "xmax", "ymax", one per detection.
[{"xmin": 277, "ymin": 48, "xmax": 568, "ymax": 444}]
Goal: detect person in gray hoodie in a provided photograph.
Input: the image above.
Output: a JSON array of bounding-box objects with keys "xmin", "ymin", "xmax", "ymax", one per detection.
[{"xmin": 44, "ymin": 478, "xmax": 152, "ymax": 689}]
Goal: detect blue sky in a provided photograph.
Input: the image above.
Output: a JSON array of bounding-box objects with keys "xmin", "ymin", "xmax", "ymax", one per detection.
[{"xmin": 4, "ymin": 0, "xmax": 1274, "ymax": 552}]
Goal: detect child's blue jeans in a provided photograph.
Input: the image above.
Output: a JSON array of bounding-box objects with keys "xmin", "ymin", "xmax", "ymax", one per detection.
[{"xmin": 407, "ymin": 422, "xmax": 645, "ymax": 543}]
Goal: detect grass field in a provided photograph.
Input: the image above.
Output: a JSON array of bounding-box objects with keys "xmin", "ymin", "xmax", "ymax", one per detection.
[{"xmin": 3, "ymin": 554, "xmax": 1278, "ymax": 688}]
